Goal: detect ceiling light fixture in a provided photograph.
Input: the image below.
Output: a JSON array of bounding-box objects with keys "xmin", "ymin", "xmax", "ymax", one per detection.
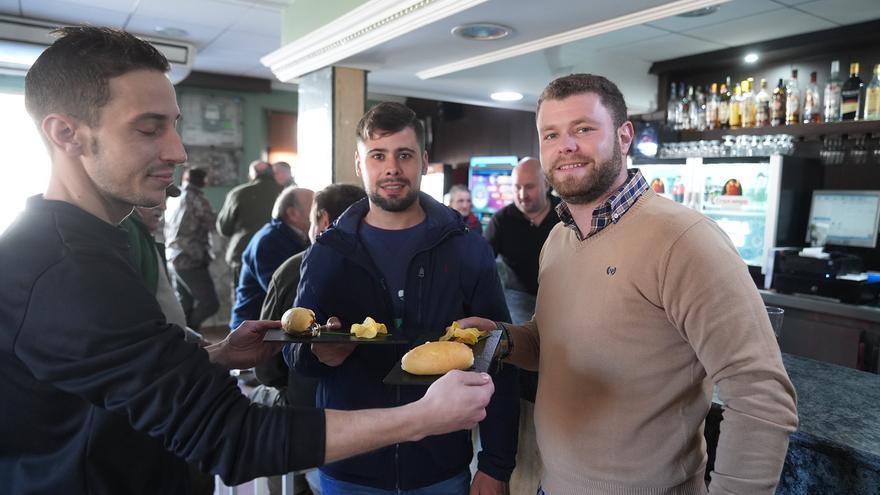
[
  {"xmin": 744, "ymin": 52, "xmax": 759, "ymax": 64},
  {"xmin": 154, "ymin": 26, "xmax": 189, "ymax": 39},
  {"xmin": 676, "ymin": 6, "xmax": 720, "ymax": 17},
  {"xmin": 452, "ymin": 23, "xmax": 512, "ymax": 41},
  {"xmin": 490, "ymin": 91, "xmax": 523, "ymax": 102}
]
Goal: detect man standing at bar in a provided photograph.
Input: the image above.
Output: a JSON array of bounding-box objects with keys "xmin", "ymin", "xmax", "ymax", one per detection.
[
  {"xmin": 0, "ymin": 27, "xmax": 497, "ymax": 494},
  {"xmin": 461, "ymin": 74, "xmax": 798, "ymax": 494},
  {"xmin": 484, "ymin": 157, "xmax": 559, "ymax": 295},
  {"xmin": 287, "ymin": 102, "xmax": 519, "ymax": 494}
]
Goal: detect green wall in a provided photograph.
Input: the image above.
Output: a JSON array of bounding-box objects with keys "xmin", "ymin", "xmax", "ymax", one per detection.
[
  {"xmin": 174, "ymin": 86, "xmax": 298, "ymax": 210},
  {"xmin": 281, "ymin": 0, "xmax": 368, "ymax": 45},
  {"xmin": 0, "ymin": 74, "xmax": 26, "ymax": 93}
]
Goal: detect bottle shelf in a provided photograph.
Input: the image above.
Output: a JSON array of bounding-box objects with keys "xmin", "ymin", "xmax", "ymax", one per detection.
[{"xmin": 679, "ymin": 119, "xmax": 880, "ymax": 141}]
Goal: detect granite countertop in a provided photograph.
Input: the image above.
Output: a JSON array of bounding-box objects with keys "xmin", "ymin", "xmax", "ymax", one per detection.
[{"xmin": 781, "ymin": 353, "xmax": 880, "ymax": 467}]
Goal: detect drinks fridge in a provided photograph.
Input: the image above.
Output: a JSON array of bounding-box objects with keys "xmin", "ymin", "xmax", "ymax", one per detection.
[{"xmin": 631, "ymin": 155, "xmax": 820, "ymax": 281}]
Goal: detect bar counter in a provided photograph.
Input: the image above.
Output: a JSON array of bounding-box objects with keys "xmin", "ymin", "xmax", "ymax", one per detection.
[{"xmin": 503, "ymin": 290, "xmax": 880, "ymax": 494}]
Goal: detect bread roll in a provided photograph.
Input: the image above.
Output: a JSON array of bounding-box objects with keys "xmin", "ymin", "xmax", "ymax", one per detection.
[{"xmin": 401, "ymin": 341, "xmax": 474, "ymax": 375}]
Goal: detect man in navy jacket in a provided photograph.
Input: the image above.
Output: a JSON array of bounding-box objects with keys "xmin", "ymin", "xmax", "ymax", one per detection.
[
  {"xmin": 285, "ymin": 102, "xmax": 519, "ymax": 494},
  {"xmin": 230, "ymin": 186, "xmax": 313, "ymax": 329}
]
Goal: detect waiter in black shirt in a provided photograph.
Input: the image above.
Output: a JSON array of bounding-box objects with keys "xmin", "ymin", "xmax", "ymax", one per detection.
[{"xmin": 485, "ymin": 157, "xmax": 560, "ymax": 295}]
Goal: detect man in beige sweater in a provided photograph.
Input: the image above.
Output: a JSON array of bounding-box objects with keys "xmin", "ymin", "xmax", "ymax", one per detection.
[{"xmin": 461, "ymin": 74, "xmax": 798, "ymax": 494}]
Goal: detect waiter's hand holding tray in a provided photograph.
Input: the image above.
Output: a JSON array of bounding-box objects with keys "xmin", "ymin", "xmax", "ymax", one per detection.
[
  {"xmin": 383, "ymin": 329, "xmax": 502, "ymax": 386},
  {"xmin": 263, "ymin": 310, "xmax": 409, "ymax": 344}
]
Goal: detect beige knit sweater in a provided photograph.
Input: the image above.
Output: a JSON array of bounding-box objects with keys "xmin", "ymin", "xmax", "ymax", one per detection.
[{"xmin": 506, "ymin": 190, "xmax": 798, "ymax": 495}]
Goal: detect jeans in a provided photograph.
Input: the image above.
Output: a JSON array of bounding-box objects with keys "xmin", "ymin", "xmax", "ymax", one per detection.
[
  {"xmin": 319, "ymin": 470, "xmax": 470, "ymax": 495},
  {"xmin": 170, "ymin": 264, "xmax": 220, "ymax": 329}
]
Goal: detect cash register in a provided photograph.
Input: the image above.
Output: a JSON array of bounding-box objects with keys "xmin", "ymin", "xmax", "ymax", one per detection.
[{"xmin": 770, "ymin": 190, "xmax": 880, "ymax": 304}]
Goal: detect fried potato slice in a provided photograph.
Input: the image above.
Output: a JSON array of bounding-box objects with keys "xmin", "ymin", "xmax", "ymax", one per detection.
[
  {"xmin": 439, "ymin": 321, "xmax": 487, "ymax": 346},
  {"xmin": 350, "ymin": 316, "xmax": 388, "ymax": 339}
]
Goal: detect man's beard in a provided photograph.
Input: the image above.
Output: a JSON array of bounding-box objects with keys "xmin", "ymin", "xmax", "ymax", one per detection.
[
  {"xmin": 548, "ymin": 143, "xmax": 622, "ymax": 205},
  {"xmin": 369, "ymin": 180, "xmax": 419, "ymax": 212}
]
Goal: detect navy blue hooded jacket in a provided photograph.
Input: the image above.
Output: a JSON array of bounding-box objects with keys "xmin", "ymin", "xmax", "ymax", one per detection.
[{"xmin": 283, "ymin": 193, "xmax": 519, "ymax": 490}]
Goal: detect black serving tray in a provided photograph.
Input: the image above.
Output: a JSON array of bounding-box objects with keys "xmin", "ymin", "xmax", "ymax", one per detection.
[
  {"xmin": 263, "ymin": 329, "xmax": 409, "ymax": 344},
  {"xmin": 382, "ymin": 330, "xmax": 501, "ymax": 386}
]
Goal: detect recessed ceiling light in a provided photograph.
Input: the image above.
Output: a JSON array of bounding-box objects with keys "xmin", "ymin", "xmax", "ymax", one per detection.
[
  {"xmin": 676, "ymin": 6, "xmax": 720, "ymax": 17},
  {"xmin": 490, "ymin": 91, "xmax": 523, "ymax": 102},
  {"xmin": 154, "ymin": 26, "xmax": 189, "ymax": 38},
  {"xmin": 744, "ymin": 52, "xmax": 759, "ymax": 64},
  {"xmin": 452, "ymin": 23, "xmax": 512, "ymax": 41}
]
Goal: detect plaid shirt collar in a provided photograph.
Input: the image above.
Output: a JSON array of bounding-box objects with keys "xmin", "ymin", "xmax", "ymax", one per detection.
[{"xmin": 556, "ymin": 168, "xmax": 649, "ymax": 241}]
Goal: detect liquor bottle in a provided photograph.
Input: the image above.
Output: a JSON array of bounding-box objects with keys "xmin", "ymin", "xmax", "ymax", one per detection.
[
  {"xmin": 677, "ymin": 82, "xmax": 690, "ymax": 130},
  {"xmin": 693, "ymin": 86, "xmax": 707, "ymax": 131},
  {"xmin": 729, "ymin": 83, "xmax": 742, "ymax": 129},
  {"xmin": 771, "ymin": 78, "xmax": 786, "ymax": 126},
  {"xmin": 755, "ymin": 78, "xmax": 771, "ymax": 127},
  {"xmin": 706, "ymin": 83, "xmax": 720, "ymax": 130},
  {"xmin": 719, "ymin": 80, "xmax": 731, "ymax": 129},
  {"xmin": 803, "ymin": 71, "xmax": 821, "ymax": 123},
  {"xmin": 740, "ymin": 79, "xmax": 755, "ymax": 128},
  {"xmin": 667, "ymin": 82, "xmax": 679, "ymax": 127},
  {"xmin": 785, "ymin": 69, "xmax": 801, "ymax": 125},
  {"xmin": 841, "ymin": 62, "xmax": 863, "ymax": 120},
  {"xmin": 865, "ymin": 64, "xmax": 880, "ymax": 121},
  {"xmin": 824, "ymin": 60, "xmax": 842, "ymax": 122}
]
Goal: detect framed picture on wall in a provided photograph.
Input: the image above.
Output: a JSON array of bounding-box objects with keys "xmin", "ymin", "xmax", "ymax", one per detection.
[
  {"xmin": 179, "ymin": 93, "xmax": 244, "ymax": 148},
  {"xmin": 182, "ymin": 146, "xmax": 242, "ymax": 187}
]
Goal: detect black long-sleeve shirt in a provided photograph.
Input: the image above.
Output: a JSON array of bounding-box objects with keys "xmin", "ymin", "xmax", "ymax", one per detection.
[{"xmin": 0, "ymin": 197, "xmax": 325, "ymax": 494}]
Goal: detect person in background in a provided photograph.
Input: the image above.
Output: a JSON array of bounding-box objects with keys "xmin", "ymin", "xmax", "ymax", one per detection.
[
  {"xmin": 255, "ymin": 183, "xmax": 367, "ymax": 495},
  {"xmin": 273, "ymin": 161, "xmax": 296, "ymax": 187},
  {"xmin": 484, "ymin": 157, "xmax": 560, "ymax": 295},
  {"xmin": 446, "ymin": 184, "xmax": 482, "ymax": 234},
  {"xmin": 1, "ymin": 26, "xmax": 497, "ymax": 495},
  {"xmin": 287, "ymin": 102, "xmax": 519, "ymax": 495},
  {"xmin": 460, "ymin": 73, "xmax": 798, "ymax": 494},
  {"xmin": 165, "ymin": 166, "xmax": 219, "ymax": 329},
  {"xmin": 216, "ymin": 159, "xmax": 282, "ymax": 302},
  {"xmin": 230, "ymin": 186, "xmax": 314, "ymax": 330}
]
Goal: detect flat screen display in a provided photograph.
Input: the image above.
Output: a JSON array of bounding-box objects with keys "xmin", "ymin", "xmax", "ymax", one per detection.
[
  {"xmin": 806, "ymin": 190, "xmax": 880, "ymax": 248},
  {"xmin": 468, "ymin": 156, "xmax": 517, "ymax": 215}
]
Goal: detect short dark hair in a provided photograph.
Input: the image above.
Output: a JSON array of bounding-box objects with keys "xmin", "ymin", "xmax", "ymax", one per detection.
[
  {"xmin": 185, "ymin": 167, "xmax": 207, "ymax": 188},
  {"xmin": 25, "ymin": 26, "xmax": 169, "ymax": 126},
  {"xmin": 537, "ymin": 74, "xmax": 628, "ymax": 128},
  {"xmin": 356, "ymin": 102, "xmax": 426, "ymax": 152},
  {"xmin": 314, "ymin": 184, "xmax": 367, "ymax": 224}
]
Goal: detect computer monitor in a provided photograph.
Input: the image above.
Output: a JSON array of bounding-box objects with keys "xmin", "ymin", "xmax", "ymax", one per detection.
[
  {"xmin": 806, "ymin": 190, "xmax": 880, "ymax": 248},
  {"xmin": 468, "ymin": 156, "xmax": 517, "ymax": 215}
]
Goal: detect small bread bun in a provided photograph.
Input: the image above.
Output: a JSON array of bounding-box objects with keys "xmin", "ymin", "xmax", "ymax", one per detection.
[
  {"xmin": 281, "ymin": 307, "xmax": 315, "ymax": 334},
  {"xmin": 401, "ymin": 341, "xmax": 474, "ymax": 375}
]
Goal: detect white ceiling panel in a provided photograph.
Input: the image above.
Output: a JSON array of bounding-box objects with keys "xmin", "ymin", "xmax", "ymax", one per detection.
[
  {"xmin": 20, "ymin": 0, "xmax": 129, "ymax": 27},
  {"xmin": 125, "ymin": 15, "xmax": 225, "ymax": 46},
  {"xmin": 682, "ymin": 7, "xmax": 836, "ymax": 46},
  {"xmin": 602, "ymin": 32, "xmax": 728, "ymax": 62},
  {"xmin": 228, "ymin": 6, "xmax": 282, "ymax": 35},
  {"xmin": 645, "ymin": 0, "xmax": 782, "ymax": 32},
  {"xmin": 0, "ymin": 0, "xmax": 22, "ymax": 14},
  {"xmin": 132, "ymin": 0, "xmax": 248, "ymax": 25},
  {"xmin": 207, "ymin": 29, "xmax": 278, "ymax": 55},
  {"xmin": 67, "ymin": 0, "xmax": 137, "ymax": 10},
  {"xmin": 796, "ymin": 0, "xmax": 880, "ymax": 26}
]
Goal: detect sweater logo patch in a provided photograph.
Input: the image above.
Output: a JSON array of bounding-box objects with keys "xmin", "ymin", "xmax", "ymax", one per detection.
[{"xmin": 606, "ymin": 266, "xmax": 617, "ymax": 276}]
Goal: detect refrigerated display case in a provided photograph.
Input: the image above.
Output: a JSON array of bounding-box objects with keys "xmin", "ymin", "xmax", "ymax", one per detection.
[
  {"xmin": 694, "ymin": 156, "xmax": 821, "ymax": 277},
  {"xmin": 629, "ymin": 157, "xmax": 695, "ymax": 205},
  {"xmin": 631, "ymin": 155, "xmax": 821, "ymax": 279}
]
